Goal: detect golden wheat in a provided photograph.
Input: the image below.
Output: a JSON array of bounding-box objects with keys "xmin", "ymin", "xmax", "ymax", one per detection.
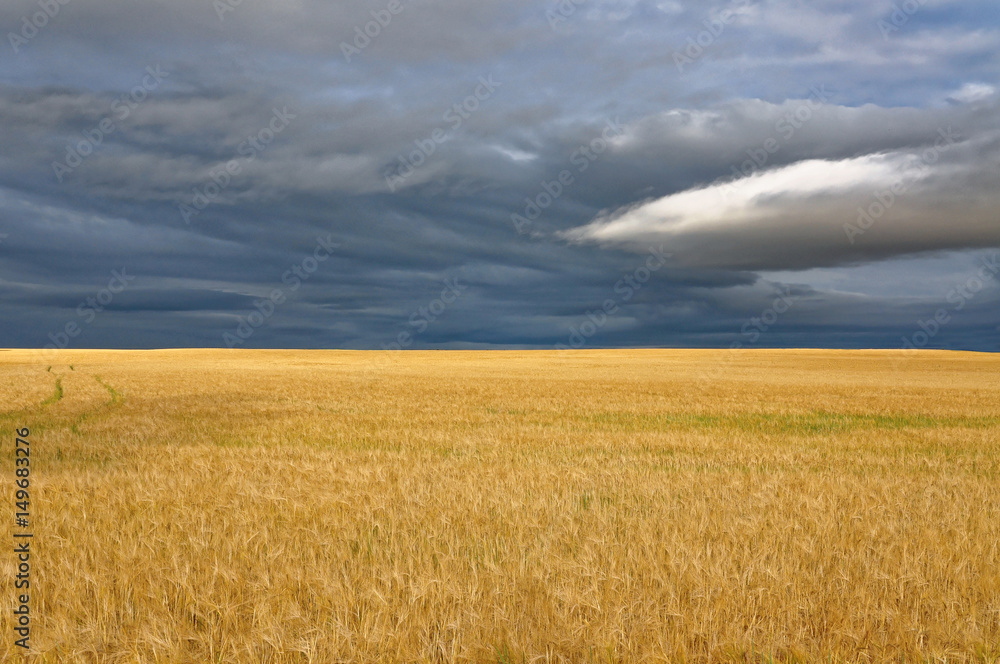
[{"xmin": 1, "ymin": 349, "xmax": 998, "ymax": 663}]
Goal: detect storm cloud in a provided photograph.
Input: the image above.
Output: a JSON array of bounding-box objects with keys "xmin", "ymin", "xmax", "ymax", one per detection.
[{"xmin": 1, "ymin": 0, "xmax": 998, "ymax": 351}]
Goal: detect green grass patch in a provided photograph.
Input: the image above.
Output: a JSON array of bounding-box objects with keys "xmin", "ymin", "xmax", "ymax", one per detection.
[
  {"xmin": 41, "ymin": 376, "xmax": 64, "ymax": 406},
  {"xmin": 583, "ymin": 410, "xmax": 1000, "ymax": 435}
]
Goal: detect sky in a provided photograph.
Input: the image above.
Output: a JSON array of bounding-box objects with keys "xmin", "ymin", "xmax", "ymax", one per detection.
[{"xmin": 1, "ymin": 0, "xmax": 998, "ymax": 351}]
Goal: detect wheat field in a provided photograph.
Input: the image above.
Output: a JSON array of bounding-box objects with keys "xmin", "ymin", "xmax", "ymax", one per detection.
[{"xmin": 1, "ymin": 348, "xmax": 998, "ymax": 663}]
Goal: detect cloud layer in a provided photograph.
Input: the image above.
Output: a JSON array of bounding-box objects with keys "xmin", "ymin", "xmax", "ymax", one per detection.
[
  {"xmin": 563, "ymin": 118, "xmax": 1000, "ymax": 270},
  {"xmin": 1, "ymin": 0, "xmax": 998, "ymax": 351}
]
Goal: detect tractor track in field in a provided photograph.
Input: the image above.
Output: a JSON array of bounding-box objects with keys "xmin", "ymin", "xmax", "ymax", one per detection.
[
  {"xmin": 0, "ymin": 370, "xmax": 65, "ymax": 431},
  {"xmin": 70, "ymin": 374, "xmax": 124, "ymax": 435},
  {"xmin": 0, "ymin": 366, "xmax": 124, "ymax": 439}
]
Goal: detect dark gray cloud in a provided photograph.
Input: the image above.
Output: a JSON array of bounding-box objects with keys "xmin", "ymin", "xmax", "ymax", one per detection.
[
  {"xmin": 1, "ymin": 0, "xmax": 998, "ymax": 351},
  {"xmin": 561, "ymin": 104, "xmax": 1000, "ymax": 270}
]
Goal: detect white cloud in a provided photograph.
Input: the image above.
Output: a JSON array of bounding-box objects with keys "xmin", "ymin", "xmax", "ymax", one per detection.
[
  {"xmin": 492, "ymin": 145, "xmax": 538, "ymax": 162},
  {"xmin": 948, "ymin": 82, "xmax": 997, "ymax": 104},
  {"xmin": 564, "ymin": 154, "xmax": 917, "ymax": 241},
  {"xmin": 561, "ymin": 134, "xmax": 1000, "ymax": 271}
]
